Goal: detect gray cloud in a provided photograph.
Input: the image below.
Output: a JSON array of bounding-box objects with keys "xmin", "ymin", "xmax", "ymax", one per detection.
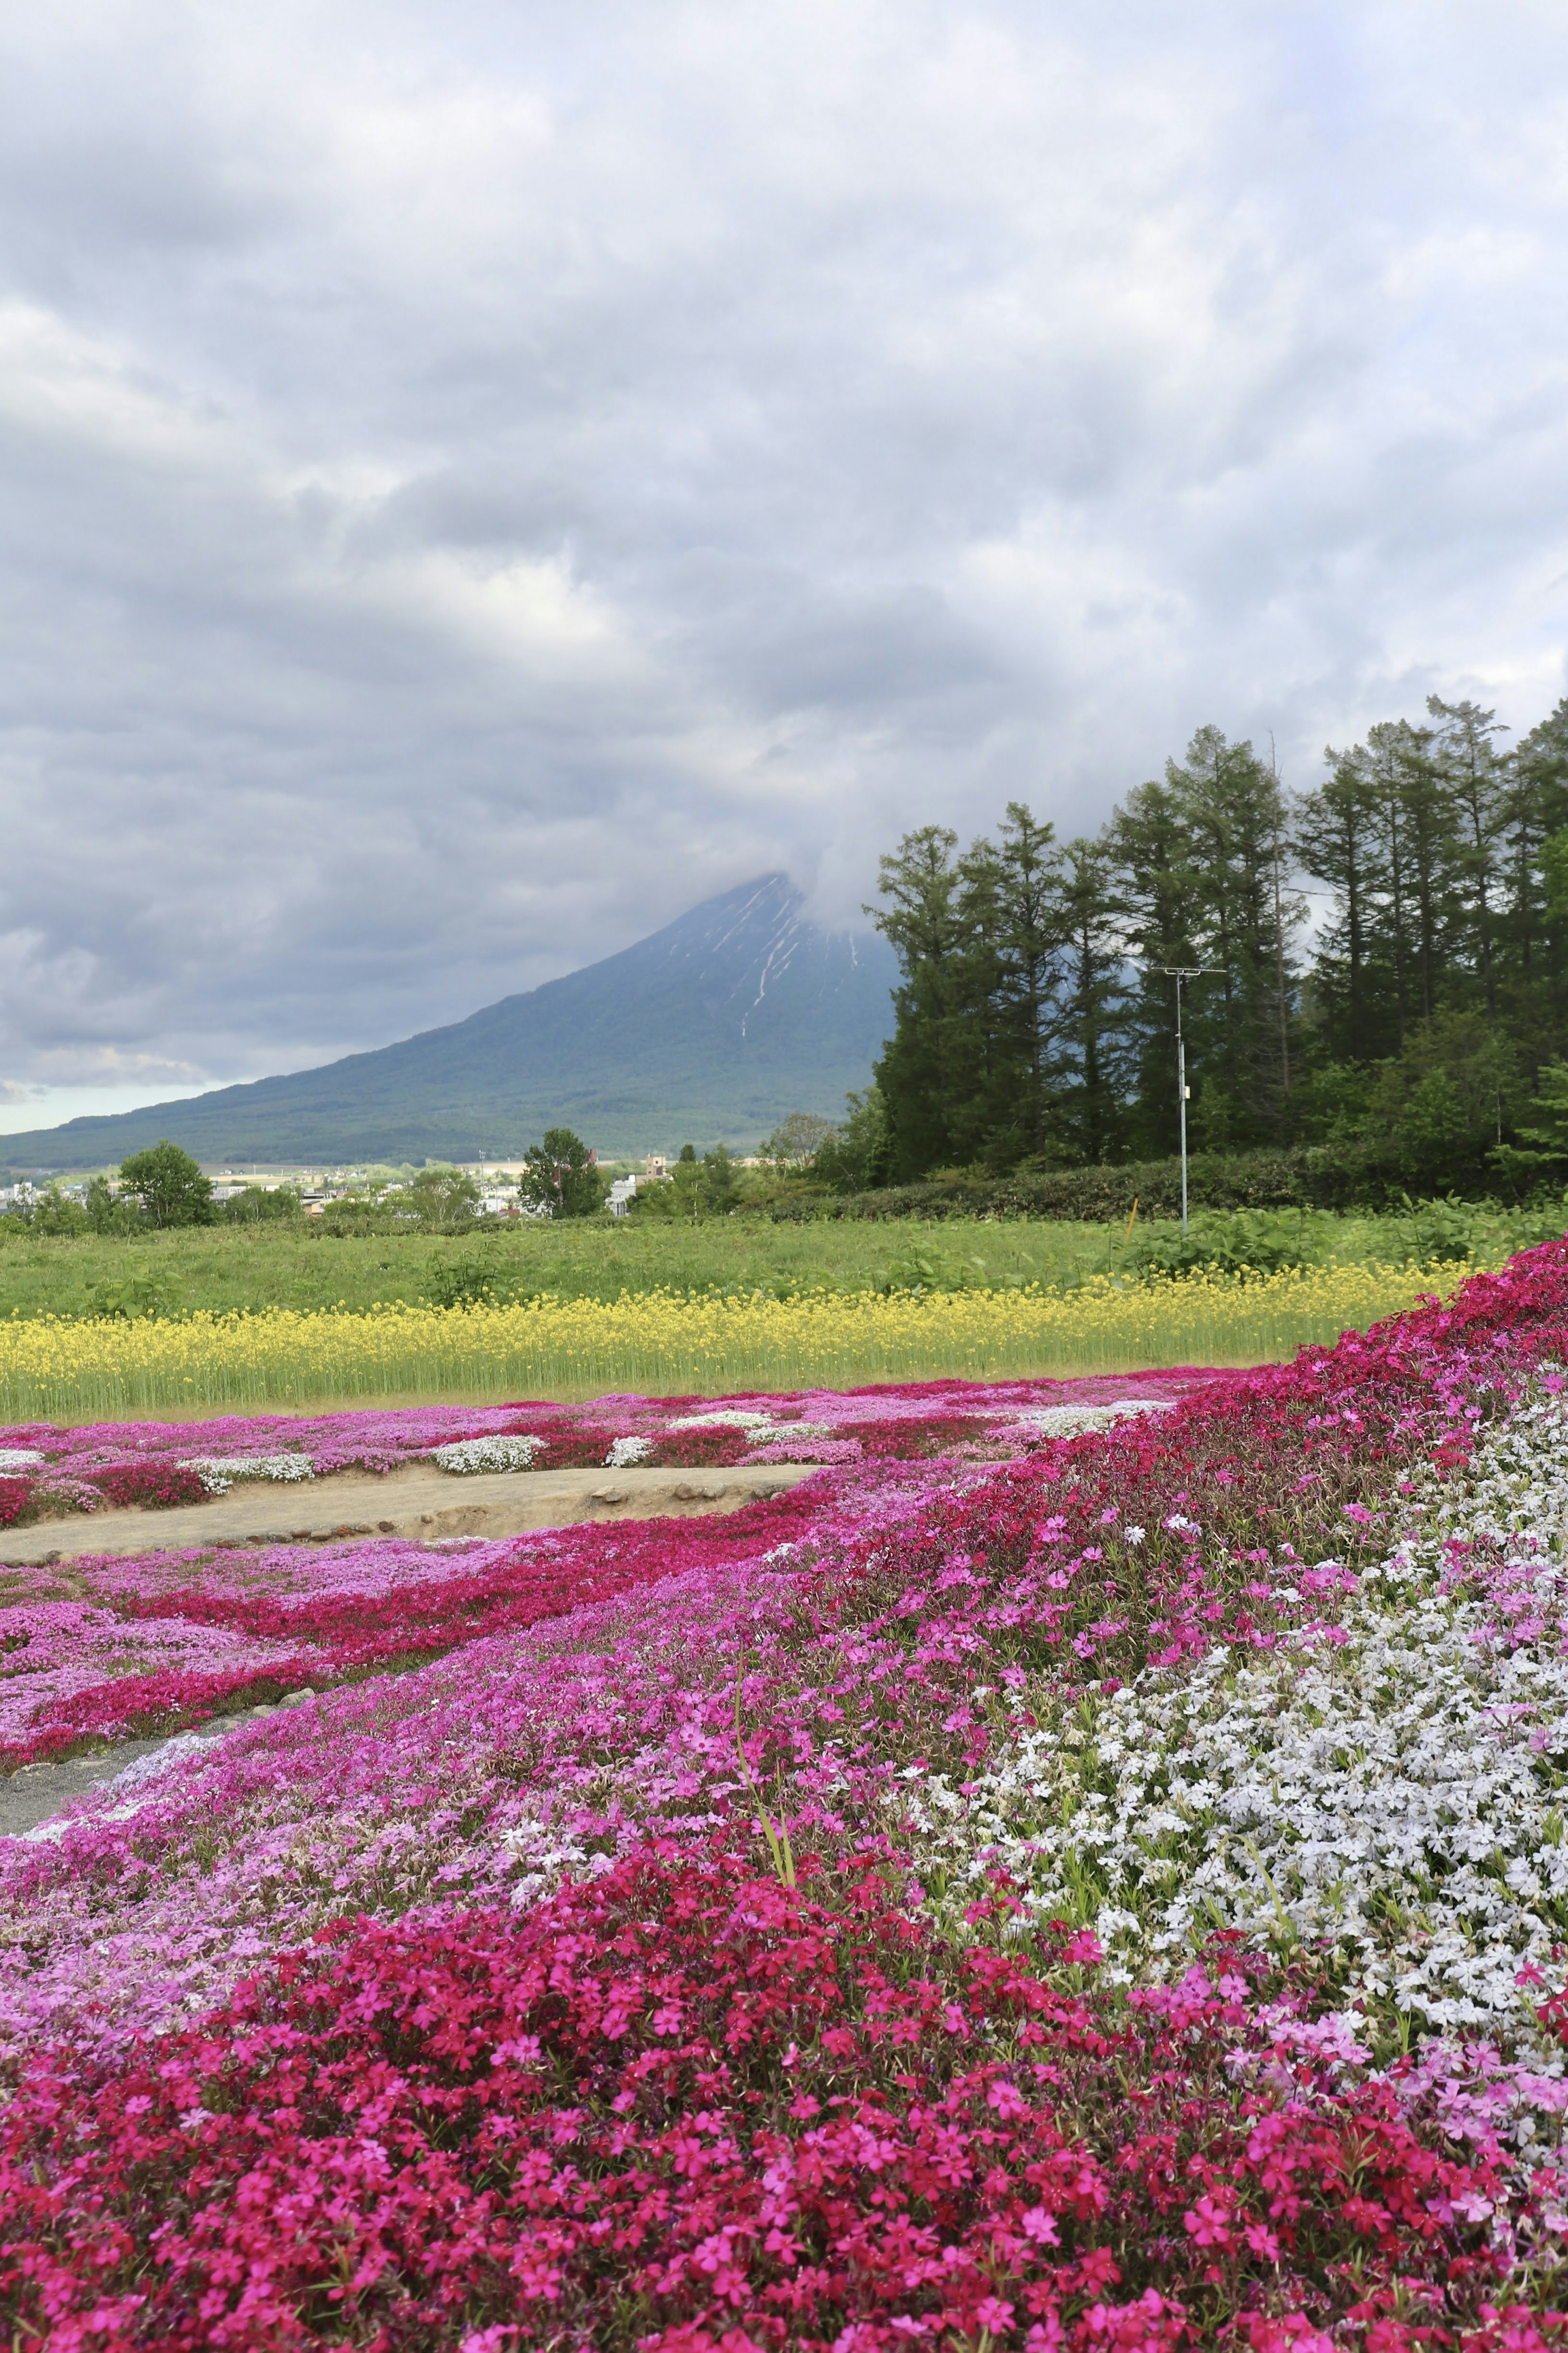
[{"xmin": 1, "ymin": 0, "xmax": 1566, "ymax": 1127}]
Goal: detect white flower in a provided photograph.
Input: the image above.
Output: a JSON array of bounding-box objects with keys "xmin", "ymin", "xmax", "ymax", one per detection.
[
  {"xmin": 182, "ymin": 1453, "xmax": 314, "ymax": 1494},
  {"xmin": 666, "ymin": 1409, "xmax": 778, "ymax": 1432},
  {"xmin": 0, "ymin": 1448, "xmax": 44, "ymax": 1473},
  {"xmin": 431, "ymin": 1436, "xmax": 542, "ymax": 1474},
  {"xmin": 1020, "ymin": 1402, "xmax": 1174, "ymax": 1437},
  {"xmin": 904, "ymin": 1385, "xmax": 1568, "ymax": 2053},
  {"xmin": 606, "ymin": 1436, "xmax": 653, "ymax": 1467},
  {"xmin": 1124, "ymin": 1526, "xmax": 1146, "ymax": 1545}
]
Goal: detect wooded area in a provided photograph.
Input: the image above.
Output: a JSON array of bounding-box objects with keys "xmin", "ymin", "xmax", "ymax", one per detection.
[{"xmin": 868, "ymin": 691, "xmax": 1568, "ymax": 1196}]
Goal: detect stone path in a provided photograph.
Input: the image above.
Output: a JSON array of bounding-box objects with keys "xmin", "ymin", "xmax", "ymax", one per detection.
[{"xmin": 0, "ymin": 1460, "xmax": 819, "ymax": 1568}]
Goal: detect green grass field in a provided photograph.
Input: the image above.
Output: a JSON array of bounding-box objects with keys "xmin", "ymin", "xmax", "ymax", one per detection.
[{"xmin": 0, "ymin": 1197, "xmax": 1559, "ymax": 1321}]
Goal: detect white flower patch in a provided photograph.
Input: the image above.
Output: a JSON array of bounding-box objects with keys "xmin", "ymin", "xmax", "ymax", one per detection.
[
  {"xmin": 665, "ymin": 1409, "xmax": 779, "ymax": 1432},
  {"xmin": 182, "ymin": 1454, "xmax": 315, "ymax": 1496},
  {"xmin": 0, "ymin": 1449, "xmax": 44, "ymax": 1473},
  {"xmin": 499, "ymin": 1807, "xmax": 621, "ymax": 1909},
  {"xmin": 908, "ymin": 1384, "xmax": 1568, "ymax": 2045},
  {"xmin": 606, "ymin": 1436, "xmax": 653, "ymax": 1467},
  {"xmin": 429, "ymin": 1436, "xmax": 542, "ymax": 1474},
  {"xmin": 1016, "ymin": 1400, "xmax": 1175, "ymax": 1439}
]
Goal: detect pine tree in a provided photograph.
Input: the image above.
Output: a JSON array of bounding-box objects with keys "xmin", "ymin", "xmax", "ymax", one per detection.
[
  {"xmin": 1429, "ymin": 695, "xmax": 1510, "ymax": 1029},
  {"xmin": 866, "ymin": 827, "xmax": 967, "ymax": 1179},
  {"xmin": 1053, "ymin": 836, "xmax": 1131, "ymax": 1162},
  {"xmin": 1296, "ymin": 746, "xmax": 1386, "ymax": 1063},
  {"xmin": 1106, "ymin": 777, "xmax": 1201, "ymax": 1157},
  {"xmin": 1161, "ymin": 726, "xmax": 1300, "ymax": 1146}
]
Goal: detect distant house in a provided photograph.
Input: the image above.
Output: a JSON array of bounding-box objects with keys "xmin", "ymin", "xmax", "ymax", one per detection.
[{"xmin": 607, "ymin": 1175, "xmax": 638, "ymax": 1218}]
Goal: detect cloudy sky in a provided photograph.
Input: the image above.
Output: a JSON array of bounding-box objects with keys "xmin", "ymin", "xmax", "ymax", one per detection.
[{"xmin": 2, "ymin": 0, "xmax": 1566, "ymax": 1133}]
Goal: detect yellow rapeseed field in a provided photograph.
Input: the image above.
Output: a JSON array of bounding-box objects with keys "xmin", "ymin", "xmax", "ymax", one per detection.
[{"xmin": 0, "ymin": 1260, "xmax": 1476, "ymax": 1420}]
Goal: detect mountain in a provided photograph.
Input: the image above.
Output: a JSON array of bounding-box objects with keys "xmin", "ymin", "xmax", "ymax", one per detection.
[{"xmin": 0, "ymin": 877, "xmax": 900, "ymax": 1169}]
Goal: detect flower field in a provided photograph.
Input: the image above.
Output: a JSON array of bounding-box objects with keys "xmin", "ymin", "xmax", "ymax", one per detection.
[
  {"xmin": 9, "ymin": 1251, "xmax": 1568, "ymax": 2343},
  {"xmin": 0, "ymin": 1372, "xmax": 1195, "ymax": 1535},
  {"xmin": 0, "ymin": 1256, "xmax": 1472, "ymax": 1418}
]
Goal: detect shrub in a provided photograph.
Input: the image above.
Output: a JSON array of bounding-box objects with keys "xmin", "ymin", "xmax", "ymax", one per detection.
[
  {"xmin": 0, "ymin": 1476, "xmax": 31, "ymax": 1528},
  {"xmin": 221, "ymin": 1185, "xmax": 302, "ymax": 1225},
  {"xmin": 86, "ymin": 1461, "xmax": 207, "ymax": 1510},
  {"xmin": 838, "ymin": 1412, "xmax": 996, "ymax": 1458},
  {"xmin": 645, "ymin": 1424, "xmax": 753, "ymax": 1468},
  {"xmin": 422, "ymin": 1250, "xmax": 510, "ymax": 1309},
  {"xmin": 533, "ymin": 1425, "xmax": 628, "ymax": 1469}
]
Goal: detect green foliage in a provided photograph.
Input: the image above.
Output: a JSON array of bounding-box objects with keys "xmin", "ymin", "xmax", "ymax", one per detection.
[
  {"xmin": 422, "ymin": 1248, "xmax": 515, "ymax": 1310},
  {"xmin": 517, "ymin": 1129, "xmax": 606, "ymax": 1220},
  {"xmin": 85, "ymin": 1177, "xmax": 141, "ymax": 1236},
  {"xmin": 811, "ymin": 1087, "xmax": 891, "ymax": 1193},
  {"xmin": 759, "ymin": 1112, "xmax": 834, "ymax": 1168},
  {"xmin": 699, "ymin": 1143, "xmax": 742, "ymax": 1216},
  {"xmin": 867, "ymin": 1242, "xmax": 1002, "ymax": 1295},
  {"xmin": 22, "ymin": 1187, "xmax": 90, "ymax": 1238},
  {"xmin": 403, "ymin": 1165, "xmax": 484, "ymax": 1232},
  {"xmin": 867, "ymin": 690, "xmax": 1568, "ymax": 1191},
  {"xmin": 118, "ymin": 1142, "xmax": 214, "ymax": 1229},
  {"xmin": 636, "ymin": 1143, "xmax": 743, "ymax": 1221},
  {"xmin": 222, "ymin": 1184, "xmax": 303, "ymax": 1226},
  {"xmin": 84, "ymin": 1273, "xmax": 173, "ymax": 1321},
  {"xmin": 1122, "ymin": 1207, "xmax": 1335, "ymax": 1278},
  {"xmin": 0, "ymin": 1198, "xmax": 1561, "ymax": 1332}
]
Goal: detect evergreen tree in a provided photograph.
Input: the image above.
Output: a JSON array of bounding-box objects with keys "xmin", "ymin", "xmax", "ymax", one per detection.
[
  {"xmin": 1296, "ymin": 746, "xmax": 1386, "ymax": 1062},
  {"xmin": 1429, "ymin": 695, "xmax": 1510, "ymax": 1030},
  {"xmin": 862, "ymin": 689, "xmax": 1568, "ymax": 1188},
  {"xmin": 1053, "ymin": 836, "xmax": 1131, "ymax": 1163},
  {"xmin": 1105, "ymin": 777, "xmax": 1201, "ymax": 1158},
  {"xmin": 971, "ymin": 802, "xmax": 1067, "ymax": 1164},
  {"xmin": 1160, "ymin": 726, "xmax": 1300, "ymax": 1146},
  {"xmin": 867, "ymin": 827, "xmax": 967, "ymax": 1180}
]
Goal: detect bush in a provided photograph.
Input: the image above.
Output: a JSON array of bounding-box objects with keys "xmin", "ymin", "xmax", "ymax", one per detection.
[
  {"xmin": 82, "ymin": 1275, "xmax": 172, "ymax": 1322},
  {"xmin": 221, "ymin": 1185, "xmax": 302, "ymax": 1225},
  {"xmin": 89, "ymin": 1460, "xmax": 206, "ymax": 1510},
  {"xmin": 759, "ymin": 1146, "xmax": 1559, "ymax": 1224},
  {"xmin": 1123, "ymin": 1206, "xmax": 1337, "ymax": 1278},
  {"xmin": 422, "ymin": 1250, "xmax": 512, "ymax": 1309},
  {"xmin": 20, "ymin": 1187, "xmax": 89, "ymax": 1237},
  {"xmin": 645, "ymin": 1426, "xmax": 752, "ymax": 1469},
  {"xmin": 87, "ymin": 1461, "xmax": 207, "ymax": 1510},
  {"xmin": 0, "ymin": 1476, "xmax": 31, "ymax": 1528}
]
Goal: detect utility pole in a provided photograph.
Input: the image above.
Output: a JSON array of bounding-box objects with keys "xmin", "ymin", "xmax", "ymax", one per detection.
[{"xmin": 1149, "ymin": 965, "xmax": 1218, "ymax": 1232}]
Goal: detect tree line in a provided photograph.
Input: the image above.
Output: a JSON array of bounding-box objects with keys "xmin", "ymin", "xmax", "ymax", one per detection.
[{"xmin": 865, "ymin": 691, "xmax": 1568, "ymax": 1196}]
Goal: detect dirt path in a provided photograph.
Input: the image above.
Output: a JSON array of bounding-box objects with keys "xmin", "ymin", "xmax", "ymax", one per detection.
[
  {"xmin": 1, "ymin": 1463, "xmax": 825, "ymax": 1834},
  {"xmin": 0, "ymin": 1461, "xmax": 820, "ymax": 1568}
]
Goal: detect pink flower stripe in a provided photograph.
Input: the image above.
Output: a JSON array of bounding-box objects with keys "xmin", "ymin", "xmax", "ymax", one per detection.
[
  {"xmin": 0, "ymin": 1483, "xmax": 830, "ymax": 1766},
  {"xmin": 1, "ymin": 1849, "xmax": 1556, "ymax": 2353}
]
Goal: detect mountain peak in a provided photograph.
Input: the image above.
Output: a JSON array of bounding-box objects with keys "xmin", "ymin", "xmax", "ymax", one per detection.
[{"xmin": 1, "ymin": 878, "xmax": 898, "ymax": 1168}]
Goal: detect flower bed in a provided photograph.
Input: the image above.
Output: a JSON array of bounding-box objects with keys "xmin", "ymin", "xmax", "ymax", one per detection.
[
  {"xmin": 0, "ymin": 1373, "xmax": 1197, "ymax": 1523},
  {"xmin": 2, "ymin": 1849, "xmax": 1555, "ymax": 2353},
  {"xmin": 10, "ymin": 1254, "xmax": 1568, "ymax": 2338}
]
